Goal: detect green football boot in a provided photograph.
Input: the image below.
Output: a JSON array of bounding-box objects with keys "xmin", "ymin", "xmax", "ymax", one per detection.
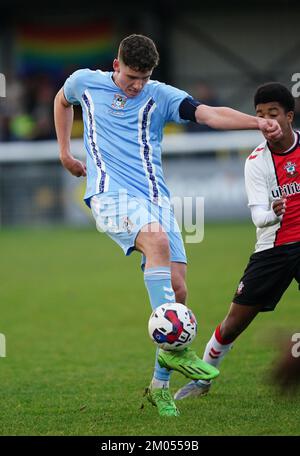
[
  {"xmin": 144, "ymin": 387, "xmax": 180, "ymax": 417},
  {"xmin": 158, "ymin": 347, "xmax": 219, "ymax": 381}
]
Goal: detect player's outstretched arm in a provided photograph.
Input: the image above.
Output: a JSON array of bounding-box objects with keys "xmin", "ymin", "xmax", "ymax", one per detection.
[
  {"xmin": 195, "ymin": 104, "xmax": 282, "ymax": 141},
  {"xmin": 54, "ymin": 88, "xmax": 86, "ymax": 177}
]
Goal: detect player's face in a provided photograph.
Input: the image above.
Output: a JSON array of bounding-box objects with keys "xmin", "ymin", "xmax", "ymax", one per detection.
[
  {"xmin": 113, "ymin": 59, "xmax": 152, "ymax": 97},
  {"xmin": 256, "ymin": 102, "xmax": 294, "ymax": 140}
]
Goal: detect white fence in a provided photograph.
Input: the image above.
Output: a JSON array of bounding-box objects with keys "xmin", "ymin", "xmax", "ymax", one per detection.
[{"xmin": 0, "ymin": 130, "xmax": 263, "ymax": 161}]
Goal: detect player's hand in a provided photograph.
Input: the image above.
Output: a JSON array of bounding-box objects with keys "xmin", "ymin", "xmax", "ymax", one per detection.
[
  {"xmin": 257, "ymin": 118, "xmax": 283, "ymax": 141},
  {"xmin": 60, "ymin": 155, "xmax": 87, "ymax": 177},
  {"xmin": 272, "ymin": 197, "xmax": 286, "ymax": 217}
]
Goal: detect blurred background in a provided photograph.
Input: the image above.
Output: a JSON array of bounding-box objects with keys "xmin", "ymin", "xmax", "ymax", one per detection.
[
  {"xmin": 1, "ymin": 0, "xmax": 300, "ymax": 226},
  {"xmin": 1, "ymin": 2, "xmax": 300, "ymax": 437}
]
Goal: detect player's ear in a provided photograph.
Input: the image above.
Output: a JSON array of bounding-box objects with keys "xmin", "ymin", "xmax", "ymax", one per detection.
[
  {"xmin": 113, "ymin": 59, "xmax": 120, "ymax": 72},
  {"xmin": 287, "ymin": 111, "xmax": 294, "ymax": 124}
]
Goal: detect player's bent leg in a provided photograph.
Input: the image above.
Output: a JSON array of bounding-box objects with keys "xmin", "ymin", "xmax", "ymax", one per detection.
[
  {"xmin": 137, "ymin": 222, "xmax": 215, "ymax": 403},
  {"xmin": 137, "ymin": 223, "xmax": 177, "ymax": 394}
]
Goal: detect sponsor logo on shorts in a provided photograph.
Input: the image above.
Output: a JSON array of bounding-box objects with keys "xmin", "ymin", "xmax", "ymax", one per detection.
[
  {"xmin": 236, "ymin": 281, "xmax": 244, "ymax": 295},
  {"xmin": 122, "ymin": 216, "xmax": 134, "ymax": 234}
]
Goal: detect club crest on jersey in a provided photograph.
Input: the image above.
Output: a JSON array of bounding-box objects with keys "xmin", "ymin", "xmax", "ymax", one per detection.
[
  {"xmin": 284, "ymin": 161, "xmax": 298, "ymax": 178},
  {"xmin": 111, "ymin": 94, "xmax": 127, "ymax": 110}
]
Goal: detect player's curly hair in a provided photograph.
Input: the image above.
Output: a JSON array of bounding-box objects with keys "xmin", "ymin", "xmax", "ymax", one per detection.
[
  {"xmin": 118, "ymin": 34, "xmax": 159, "ymax": 72},
  {"xmin": 254, "ymin": 82, "xmax": 295, "ymax": 113}
]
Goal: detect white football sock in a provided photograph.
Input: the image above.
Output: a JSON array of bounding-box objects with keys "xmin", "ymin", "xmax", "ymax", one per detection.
[
  {"xmin": 196, "ymin": 324, "xmax": 234, "ymax": 386},
  {"xmin": 203, "ymin": 324, "xmax": 234, "ymax": 368}
]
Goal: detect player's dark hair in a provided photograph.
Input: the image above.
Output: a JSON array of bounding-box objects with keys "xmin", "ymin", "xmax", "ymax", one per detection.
[
  {"xmin": 254, "ymin": 82, "xmax": 295, "ymax": 112},
  {"xmin": 118, "ymin": 34, "xmax": 159, "ymax": 72}
]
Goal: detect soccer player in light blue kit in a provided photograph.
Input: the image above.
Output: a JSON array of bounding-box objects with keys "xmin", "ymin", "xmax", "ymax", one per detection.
[{"xmin": 54, "ymin": 34, "xmax": 282, "ymax": 417}]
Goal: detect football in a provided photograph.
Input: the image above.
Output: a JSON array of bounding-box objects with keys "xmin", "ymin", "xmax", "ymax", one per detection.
[{"xmin": 148, "ymin": 302, "xmax": 197, "ymax": 351}]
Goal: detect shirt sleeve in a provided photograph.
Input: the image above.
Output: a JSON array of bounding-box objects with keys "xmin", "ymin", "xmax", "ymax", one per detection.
[
  {"xmin": 250, "ymin": 204, "xmax": 282, "ymax": 228},
  {"xmin": 244, "ymin": 156, "xmax": 270, "ymax": 206},
  {"xmin": 63, "ymin": 69, "xmax": 91, "ymax": 105},
  {"xmin": 154, "ymin": 83, "xmax": 190, "ymax": 124}
]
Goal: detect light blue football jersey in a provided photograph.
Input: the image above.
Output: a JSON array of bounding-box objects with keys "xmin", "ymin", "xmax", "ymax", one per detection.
[{"xmin": 64, "ymin": 69, "xmax": 190, "ymax": 206}]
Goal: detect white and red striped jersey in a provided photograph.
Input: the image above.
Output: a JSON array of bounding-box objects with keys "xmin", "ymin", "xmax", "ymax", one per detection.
[{"xmin": 245, "ymin": 131, "xmax": 300, "ymax": 252}]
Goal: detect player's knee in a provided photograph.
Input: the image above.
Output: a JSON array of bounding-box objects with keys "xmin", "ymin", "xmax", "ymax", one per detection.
[
  {"xmin": 136, "ymin": 224, "xmax": 170, "ymax": 258},
  {"xmin": 148, "ymin": 230, "xmax": 170, "ymax": 254}
]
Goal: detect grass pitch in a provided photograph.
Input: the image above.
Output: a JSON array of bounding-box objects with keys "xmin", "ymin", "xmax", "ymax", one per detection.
[{"xmin": 0, "ymin": 223, "xmax": 299, "ymax": 436}]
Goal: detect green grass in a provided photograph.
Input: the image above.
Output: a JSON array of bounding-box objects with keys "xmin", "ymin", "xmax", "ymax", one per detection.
[{"xmin": 0, "ymin": 223, "xmax": 299, "ymax": 435}]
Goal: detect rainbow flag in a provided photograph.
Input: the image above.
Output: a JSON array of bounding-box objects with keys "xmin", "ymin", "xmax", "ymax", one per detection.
[{"xmin": 15, "ymin": 22, "xmax": 116, "ymax": 74}]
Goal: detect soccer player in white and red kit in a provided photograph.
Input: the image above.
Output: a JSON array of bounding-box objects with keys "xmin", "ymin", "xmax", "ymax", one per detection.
[{"xmin": 175, "ymin": 82, "xmax": 300, "ymax": 400}]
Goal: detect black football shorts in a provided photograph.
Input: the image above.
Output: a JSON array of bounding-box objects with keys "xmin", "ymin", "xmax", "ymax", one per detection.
[{"xmin": 233, "ymin": 242, "xmax": 300, "ymax": 312}]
